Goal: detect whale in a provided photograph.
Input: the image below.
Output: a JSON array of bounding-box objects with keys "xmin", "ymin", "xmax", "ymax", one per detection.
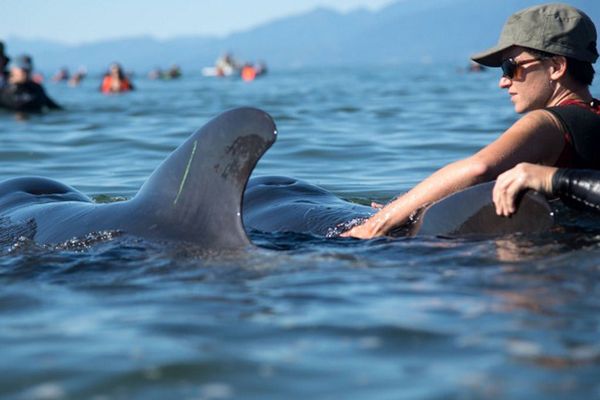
[
  {"xmin": 243, "ymin": 176, "xmax": 554, "ymax": 238},
  {"xmin": 0, "ymin": 107, "xmax": 277, "ymax": 248},
  {"xmin": 0, "ymin": 106, "xmax": 554, "ymax": 249}
]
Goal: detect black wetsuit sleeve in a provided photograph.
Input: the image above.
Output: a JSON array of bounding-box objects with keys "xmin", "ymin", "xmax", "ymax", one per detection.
[
  {"xmin": 552, "ymin": 169, "xmax": 600, "ymax": 214},
  {"xmin": 0, "ymin": 82, "xmax": 62, "ymax": 111},
  {"xmin": 42, "ymin": 89, "xmax": 62, "ymax": 110},
  {"xmin": 0, "ymin": 86, "xmax": 23, "ymax": 110}
]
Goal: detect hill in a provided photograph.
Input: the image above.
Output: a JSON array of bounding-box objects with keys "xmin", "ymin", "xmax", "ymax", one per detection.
[{"xmin": 4, "ymin": 0, "xmax": 600, "ymax": 73}]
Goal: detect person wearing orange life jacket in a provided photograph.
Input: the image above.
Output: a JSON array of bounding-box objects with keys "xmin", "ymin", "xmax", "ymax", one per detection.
[
  {"xmin": 241, "ymin": 63, "xmax": 257, "ymax": 81},
  {"xmin": 100, "ymin": 63, "xmax": 134, "ymax": 93}
]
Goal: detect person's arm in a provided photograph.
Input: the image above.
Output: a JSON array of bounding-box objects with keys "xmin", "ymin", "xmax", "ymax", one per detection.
[
  {"xmin": 493, "ymin": 164, "xmax": 600, "ymax": 215},
  {"xmin": 341, "ymin": 110, "xmax": 566, "ymax": 238},
  {"xmin": 31, "ymin": 83, "xmax": 62, "ymax": 110},
  {"xmin": 42, "ymin": 89, "xmax": 62, "ymax": 110}
]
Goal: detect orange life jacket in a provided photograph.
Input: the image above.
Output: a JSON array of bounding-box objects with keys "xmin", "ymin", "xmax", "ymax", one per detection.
[
  {"xmin": 101, "ymin": 75, "xmax": 132, "ymax": 93},
  {"xmin": 241, "ymin": 66, "xmax": 257, "ymax": 82}
]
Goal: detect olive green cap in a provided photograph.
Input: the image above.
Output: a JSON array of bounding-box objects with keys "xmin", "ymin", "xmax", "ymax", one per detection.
[{"xmin": 471, "ymin": 3, "xmax": 598, "ymax": 67}]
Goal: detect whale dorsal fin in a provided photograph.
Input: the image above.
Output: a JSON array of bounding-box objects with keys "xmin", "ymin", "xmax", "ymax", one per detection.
[{"xmin": 130, "ymin": 107, "xmax": 277, "ymax": 248}]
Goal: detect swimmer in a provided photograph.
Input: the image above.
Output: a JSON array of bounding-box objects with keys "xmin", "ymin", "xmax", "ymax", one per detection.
[
  {"xmin": 52, "ymin": 67, "xmax": 70, "ymax": 82},
  {"xmin": 0, "ymin": 54, "xmax": 62, "ymax": 112},
  {"xmin": 0, "ymin": 41, "xmax": 10, "ymax": 88},
  {"xmin": 100, "ymin": 63, "xmax": 134, "ymax": 93},
  {"xmin": 343, "ymin": 3, "xmax": 600, "ymax": 238}
]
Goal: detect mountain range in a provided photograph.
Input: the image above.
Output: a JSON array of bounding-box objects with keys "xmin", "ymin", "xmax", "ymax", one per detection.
[{"xmin": 4, "ymin": 0, "xmax": 600, "ymax": 73}]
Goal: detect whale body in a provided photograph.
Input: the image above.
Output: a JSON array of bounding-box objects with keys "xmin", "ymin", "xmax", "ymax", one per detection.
[
  {"xmin": 0, "ymin": 107, "xmax": 277, "ymax": 248},
  {"xmin": 243, "ymin": 177, "xmax": 554, "ymax": 238},
  {"xmin": 0, "ymin": 107, "xmax": 554, "ymax": 248}
]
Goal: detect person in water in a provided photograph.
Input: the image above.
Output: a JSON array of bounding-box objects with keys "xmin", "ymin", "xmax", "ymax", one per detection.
[
  {"xmin": 0, "ymin": 54, "xmax": 62, "ymax": 112},
  {"xmin": 0, "ymin": 41, "xmax": 11, "ymax": 88},
  {"xmin": 343, "ymin": 3, "xmax": 600, "ymax": 238},
  {"xmin": 52, "ymin": 67, "xmax": 70, "ymax": 83},
  {"xmin": 100, "ymin": 63, "xmax": 134, "ymax": 93}
]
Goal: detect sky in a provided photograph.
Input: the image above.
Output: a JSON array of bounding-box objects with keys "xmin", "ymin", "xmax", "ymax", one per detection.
[{"xmin": 1, "ymin": 0, "xmax": 397, "ymax": 45}]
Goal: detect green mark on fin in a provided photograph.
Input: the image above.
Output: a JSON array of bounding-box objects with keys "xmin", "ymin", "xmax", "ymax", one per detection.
[{"xmin": 173, "ymin": 140, "xmax": 198, "ymax": 205}]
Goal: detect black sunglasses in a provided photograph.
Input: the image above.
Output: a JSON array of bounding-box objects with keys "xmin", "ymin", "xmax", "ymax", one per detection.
[{"xmin": 501, "ymin": 57, "xmax": 544, "ymax": 79}]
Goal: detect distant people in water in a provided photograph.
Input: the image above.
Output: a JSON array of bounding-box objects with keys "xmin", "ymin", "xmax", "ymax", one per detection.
[
  {"xmin": 241, "ymin": 63, "xmax": 257, "ymax": 81},
  {"xmin": 165, "ymin": 64, "xmax": 181, "ymax": 79},
  {"xmin": 215, "ymin": 52, "xmax": 239, "ymax": 77},
  {"xmin": 202, "ymin": 52, "xmax": 240, "ymax": 77},
  {"xmin": 0, "ymin": 54, "xmax": 62, "ymax": 113},
  {"xmin": 100, "ymin": 63, "xmax": 134, "ymax": 93},
  {"xmin": 467, "ymin": 61, "xmax": 486, "ymax": 73},
  {"xmin": 0, "ymin": 41, "xmax": 10, "ymax": 89},
  {"xmin": 52, "ymin": 67, "xmax": 70, "ymax": 82},
  {"xmin": 202, "ymin": 53, "xmax": 268, "ymax": 80},
  {"xmin": 148, "ymin": 64, "xmax": 181, "ymax": 80},
  {"xmin": 241, "ymin": 61, "xmax": 268, "ymax": 81},
  {"xmin": 148, "ymin": 67, "xmax": 162, "ymax": 80},
  {"xmin": 68, "ymin": 67, "xmax": 87, "ymax": 87}
]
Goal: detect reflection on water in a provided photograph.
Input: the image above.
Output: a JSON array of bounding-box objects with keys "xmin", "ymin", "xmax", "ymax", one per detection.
[{"xmin": 1, "ymin": 66, "xmax": 600, "ymax": 399}]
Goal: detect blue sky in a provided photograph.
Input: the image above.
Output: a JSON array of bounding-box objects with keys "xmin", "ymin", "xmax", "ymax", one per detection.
[{"xmin": 1, "ymin": 0, "xmax": 396, "ymax": 44}]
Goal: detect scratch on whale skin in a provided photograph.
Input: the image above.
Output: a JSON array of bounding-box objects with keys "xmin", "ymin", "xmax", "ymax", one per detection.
[{"xmin": 173, "ymin": 140, "xmax": 198, "ymax": 206}]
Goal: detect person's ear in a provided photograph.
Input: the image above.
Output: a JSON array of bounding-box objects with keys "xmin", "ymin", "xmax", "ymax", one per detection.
[{"xmin": 549, "ymin": 56, "xmax": 568, "ymax": 80}]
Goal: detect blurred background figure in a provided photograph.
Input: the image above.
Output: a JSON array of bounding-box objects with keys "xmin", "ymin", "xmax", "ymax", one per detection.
[
  {"xmin": 241, "ymin": 63, "xmax": 257, "ymax": 82},
  {"xmin": 0, "ymin": 41, "xmax": 10, "ymax": 88},
  {"xmin": 255, "ymin": 61, "xmax": 268, "ymax": 76},
  {"xmin": 0, "ymin": 54, "xmax": 62, "ymax": 112},
  {"xmin": 202, "ymin": 52, "xmax": 240, "ymax": 77},
  {"xmin": 52, "ymin": 66, "xmax": 70, "ymax": 82},
  {"xmin": 100, "ymin": 62, "xmax": 134, "ymax": 93},
  {"xmin": 165, "ymin": 64, "xmax": 181, "ymax": 79},
  {"xmin": 215, "ymin": 52, "xmax": 239, "ymax": 76},
  {"xmin": 149, "ymin": 64, "xmax": 182, "ymax": 80},
  {"xmin": 467, "ymin": 60, "xmax": 486, "ymax": 73},
  {"xmin": 68, "ymin": 67, "xmax": 87, "ymax": 87},
  {"xmin": 148, "ymin": 67, "xmax": 163, "ymax": 80},
  {"xmin": 241, "ymin": 61, "xmax": 268, "ymax": 82}
]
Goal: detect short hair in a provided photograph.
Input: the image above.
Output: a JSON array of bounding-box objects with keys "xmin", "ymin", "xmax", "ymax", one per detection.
[
  {"xmin": 566, "ymin": 57, "xmax": 595, "ymax": 86},
  {"xmin": 527, "ymin": 48, "xmax": 595, "ymax": 86}
]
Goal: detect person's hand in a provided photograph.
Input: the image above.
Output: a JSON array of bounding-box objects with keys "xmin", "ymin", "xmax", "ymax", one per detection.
[
  {"xmin": 371, "ymin": 201, "xmax": 383, "ymax": 209},
  {"xmin": 492, "ymin": 163, "xmax": 556, "ymax": 217},
  {"xmin": 340, "ymin": 221, "xmax": 380, "ymax": 239}
]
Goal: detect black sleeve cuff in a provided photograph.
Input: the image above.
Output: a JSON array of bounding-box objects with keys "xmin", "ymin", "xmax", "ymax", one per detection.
[{"xmin": 552, "ymin": 169, "xmax": 600, "ymax": 213}]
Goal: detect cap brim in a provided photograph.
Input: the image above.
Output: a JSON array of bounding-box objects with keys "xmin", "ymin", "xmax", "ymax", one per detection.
[{"xmin": 471, "ymin": 44, "xmax": 512, "ymax": 67}]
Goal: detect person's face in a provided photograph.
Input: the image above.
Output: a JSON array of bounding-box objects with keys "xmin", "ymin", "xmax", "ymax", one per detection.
[
  {"xmin": 9, "ymin": 67, "xmax": 28, "ymax": 84},
  {"xmin": 498, "ymin": 47, "xmax": 554, "ymax": 113},
  {"xmin": 110, "ymin": 65, "xmax": 121, "ymax": 77}
]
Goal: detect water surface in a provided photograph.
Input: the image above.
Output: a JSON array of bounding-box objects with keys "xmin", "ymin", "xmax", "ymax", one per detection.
[{"xmin": 1, "ymin": 65, "xmax": 600, "ymax": 399}]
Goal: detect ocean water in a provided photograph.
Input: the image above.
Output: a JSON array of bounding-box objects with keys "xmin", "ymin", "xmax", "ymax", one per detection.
[{"xmin": 1, "ymin": 65, "xmax": 600, "ymax": 400}]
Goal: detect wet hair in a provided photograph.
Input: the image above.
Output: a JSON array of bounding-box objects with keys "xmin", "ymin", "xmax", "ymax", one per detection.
[{"xmin": 527, "ymin": 48, "xmax": 595, "ymax": 86}]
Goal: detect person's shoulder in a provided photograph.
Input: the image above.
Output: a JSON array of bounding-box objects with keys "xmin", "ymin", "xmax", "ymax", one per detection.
[
  {"xmin": 507, "ymin": 109, "xmax": 565, "ymax": 138},
  {"xmin": 22, "ymin": 80, "xmax": 44, "ymax": 90},
  {"xmin": 518, "ymin": 109, "xmax": 560, "ymax": 125}
]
